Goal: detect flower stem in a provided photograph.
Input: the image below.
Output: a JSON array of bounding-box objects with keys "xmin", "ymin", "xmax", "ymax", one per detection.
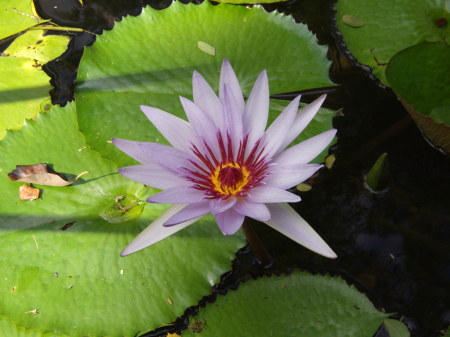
[{"xmin": 241, "ymin": 219, "xmax": 273, "ymax": 267}]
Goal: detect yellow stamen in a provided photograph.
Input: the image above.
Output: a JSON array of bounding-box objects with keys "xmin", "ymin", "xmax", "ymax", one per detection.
[{"xmin": 211, "ymin": 162, "xmax": 249, "ymax": 196}]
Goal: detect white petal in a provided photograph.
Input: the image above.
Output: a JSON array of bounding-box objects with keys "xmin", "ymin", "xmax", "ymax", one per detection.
[
  {"xmin": 209, "ymin": 197, "xmax": 237, "ymax": 216},
  {"xmin": 112, "ymin": 138, "xmax": 155, "ymax": 164},
  {"xmin": 192, "ymin": 71, "xmax": 221, "ymax": 125},
  {"xmin": 264, "ymin": 203, "xmax": 337, "ymax": 258},
  {"xmin": 243, "ymin": 70, "xmax": 269, "ymax": 149},
  {"xmin": 216, "ymin": 208, "xmax": 245, "ymax": 235},
  {"xmin": 121, "ymin": 204, "xmax": 196, "ymax": 256},
  {"xmin": 219, "ymin": 59, "xmax": 245, "ymax": 114},
  {"xmin": 279, "ymin": 95, "xmax": 327, "ymax": 152},
  {"xmin": 248, "ymin": 186, "xmax": 300, "ymax": 203},
  {"xmin": 118, "ymin": 164, "xmax": 187, "ymax": 189},
  {"xmin": 274, "ymin": 129, "xmax": 337, "ymax": 166},
  {"xmin": 221, "ymin": 84, "xmax": 243, "ymax": 153},
  {"xmin": 164, "ymin": 201, "xmax": 210, "ymax": 226},
  {"xmin": 140, "ymin": 105, "xmax": 194, "ymax": 151},
  {"xmin": 262, "ymin": 96, "xmax": 300, "ymax": 158},
  {"xmin": 265, "ymin": 164, "xmax": 322, "ymax": 189},
  {"xmin": 234, "ymin": 199, "xmax": 271, "ymax": 222},
  {"xmin": 137, "ymin": 142, "xmax": 192, "ymax": 173},
  {"xmin": 179, "ymin": 96, "xmax": 218, "ymax": 144},
  {"xmin": 147, "ymin": 186, "xmax": 204, "ymax": 204}
]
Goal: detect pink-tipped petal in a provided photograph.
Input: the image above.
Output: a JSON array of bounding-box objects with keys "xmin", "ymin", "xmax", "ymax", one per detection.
[
  {"xmin": 243, "ymin": 70, "xmax": 269, "ymax": 149},
  {"xmin": 234, "ymin": 199, "xmax": 271, "ymax": 222},
  {"xmin": 147, "ymin": 186, "xmax": 204, "ymax": 204},
  {"xmin": 219, "ymin": 59, "xmax": 245, "ymax": 114},
  {"xmin": 112, "ymin": 138, "xmax": 155, "ymax": 164},
  {"xmin": 248, "ymin": 186, "xmax": 301, "ymax": 203},
  {"xmin": 164, "ymin": 201, "xmax": 211, "ymax": 226},
  {"xmin": 121, "ymin": 204, "xmax": 196, "ymax": 256},
  {"xmin": 274, "ymin": 129, "xmax": 337, "ymax": 166},
  {"xmin": 209, "ymin": 197, "xmax": 237, "ymax": 216},
  {"xmin": 279, "ymin": 95, "xmax": 327, "ymax": 152},
  {"xmin": 262, "ymin": 96, "xmax": 300, "ymax": 157},
  {"xmin": 266, "ymin": 164, "xmax": 322, "ymax": 189},
  {"xmin": 140, "ymin": 105, "xmax": 194, "ymax": 151},
  {"xmin": 192, "ymin": 71, "xmax": 221, "ymax": 125},
  {"xmin": 118, "ymin": 164, "xmax": 186, "ymax": 189},
  {"xmin": 216, "ymin": 208, "xmax": 245, "ymax": 235},
  {"xmin": 137, "ymin": 142, "xmax": 192, "ymax": 172},
  {"xmin": 264, "ymin": 203, "xmax": 337, "ymax": 258}
]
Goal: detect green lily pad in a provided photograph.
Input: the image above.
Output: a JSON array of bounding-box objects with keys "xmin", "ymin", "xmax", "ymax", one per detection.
[
  {"xmin": 386, "ymin": 42, "xmax": 450, "ymax": 152},
  {"xmin": 0, "ymin": 27, "xmax": 69, "ymax": 141},
  {"xmin": 0, "ymin": 103, "xmax": 244, "ymax": 337},
  {"xmin": 335, "ymin": 0, "xmax": 450, "ymax": 85},
  {"xmin": 5, "ymin": 30, "xmax": 69, "ymax": 63},
  {"xmin": 385, "ymin": 42, "xmax": 450, "ymax": 121},
  {"xmin": 0, "ymin": 56, "xmax": 51, "ymax": 140},
  {"xmin": 183, "ymin": 271, "xmax": 388, "ymax": 337},
  {"xmin": 0, "ymin": 315, "xmax": 68, "ymax": 337},
  {"xmin": 0, "ymin": 1, "xmax": 47, "ymax": 40},
  {"xmin": 76, "ymin": 1, "xmax": 334, "ymax": 167}
]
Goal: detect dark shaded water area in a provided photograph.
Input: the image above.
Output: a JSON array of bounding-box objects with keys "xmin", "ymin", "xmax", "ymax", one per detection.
[{"xmin": 4, "ymin": 0, "xmax": 449, "ymax": 336}]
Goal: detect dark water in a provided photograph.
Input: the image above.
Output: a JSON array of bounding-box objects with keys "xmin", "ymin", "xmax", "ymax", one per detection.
[{"xmin": 4, "ymin": 0, "xmax": 449, "ymax": 336}]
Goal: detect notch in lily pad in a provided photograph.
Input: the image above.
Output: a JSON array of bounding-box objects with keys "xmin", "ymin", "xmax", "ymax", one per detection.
[{"xmin": 99, "ymin": 194, "xmax": 145, "ymax": 224}]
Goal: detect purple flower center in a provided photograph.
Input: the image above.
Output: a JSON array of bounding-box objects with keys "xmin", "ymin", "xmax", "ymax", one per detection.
[
  {"xmin": 218, "ymin": 166, "xmax": 244, "ymax": 188},
  {"xmin": 185, "ymin": 133, "xmax": 269, "ymax": 199}
]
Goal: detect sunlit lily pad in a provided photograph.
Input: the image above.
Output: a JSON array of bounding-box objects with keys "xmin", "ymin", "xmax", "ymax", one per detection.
[
  {"xmin": 0, "ymin": 56, "xmax": 50, "ymax": 140},
  {"xmin": 0, "ymin": 1, "xmax": 46, "ymax": 40},
  {"xmin": 0, "ymin": 29, "xmax": 69, "ymax": 140},
  {"xmin": 5, "ymin": 30, "xmax": 69, "ymax": 63},
  {"xmin": 334, "ymin": 0, "xmax": 450, "ymax": 85},
  {"xmin": 0, "ymin": 315, "xmax": 68, "ymax": 337},
  {"xmin": 183, "ymin": 271, "xmax": 389, "ymax": 337},
  {"xmin": 0, "ymin": 103, "xmax": 244, "ymax": 337},
  {"xmin": 76, "ymin": 1, "xmax": 335, "ymax": 167}
]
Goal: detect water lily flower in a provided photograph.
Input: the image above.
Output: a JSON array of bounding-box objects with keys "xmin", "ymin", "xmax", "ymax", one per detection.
[{"xmin": 113, "ymin": 59, "xmax": 337, "ymax": 258}]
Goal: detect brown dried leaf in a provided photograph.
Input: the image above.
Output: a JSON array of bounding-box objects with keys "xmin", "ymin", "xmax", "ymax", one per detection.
[
  {"xmin": 19, "ymin": 184, "xmax": 40, "ymax": 200},
  {"xmin": 8, "ymin": 163, "xmax": 88, "ymax": 186}
]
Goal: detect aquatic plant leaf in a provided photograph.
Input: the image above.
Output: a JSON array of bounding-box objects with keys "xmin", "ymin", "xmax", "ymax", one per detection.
[
  {"xmin": 0, "ymin": 103, "xmax": 244, "ymax": 337},
  {"xmin": 0, "ymin": 57, "xmax": 50, "ymax": 140},
  {"xmin": 0, "ymin": 28, "xmax": 69, "ymax": 140},
  {"xmin": 0, "ymin": 315, "xmax": 69, "ymax": 337},
  {"xmin": 386, "ymin": 42, "xmax": 450, "ymax": 121},
  {"xmin": 76, "ymin": 1, "xmax": 334, "ymax": 167},
  {"xmin": 5, "ymin": 30, "xmax": 69, "ymax": 63},
  {"xmin": 0, "ymin": 1, "xmax": 46, "ymax": 40},
  {"xmin": 183, "ymin": 271, "xmax": 388, "ymax": 337},
  {"xmin": 8, "ymin": 163, "xmax": 88, "ymax": 186},
  {"xmin": 383, "ymin": 319, "xmax": 410, "ymax": 337},
  {"xmin": 334, "ymin": 0, "xmax": 450, "ymax": 85},
  {"xmin": 386, "ymin": 42, "xmax": 450, "ymax": 152}
]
